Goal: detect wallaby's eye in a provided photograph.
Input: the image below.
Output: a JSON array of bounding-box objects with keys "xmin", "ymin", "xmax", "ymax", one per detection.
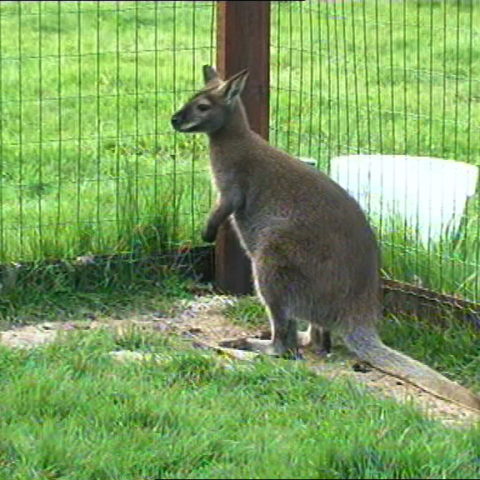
[{"xmin": 197, "ymin": 103, "xmax": 211, "ymax": 112}]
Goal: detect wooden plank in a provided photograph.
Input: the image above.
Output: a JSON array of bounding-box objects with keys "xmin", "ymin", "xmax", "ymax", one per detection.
[
  {"xmin": 214, "ymin": 1, "xmax": 270, "ymax": 294},
  {"xmin": 382, "ymin": 278, "xmax": 480, "ymax": 330}
]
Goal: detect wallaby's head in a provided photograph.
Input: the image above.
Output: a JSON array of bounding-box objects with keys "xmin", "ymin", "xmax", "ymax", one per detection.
[{"xmin": 171, "ymin": 65, "xmax": 249, "ymax": 134}]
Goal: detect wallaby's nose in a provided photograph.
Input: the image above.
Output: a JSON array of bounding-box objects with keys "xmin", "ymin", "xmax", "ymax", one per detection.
[{"xmin": 171, "ymin": 112, "xmax": 182, "ymax": 130}]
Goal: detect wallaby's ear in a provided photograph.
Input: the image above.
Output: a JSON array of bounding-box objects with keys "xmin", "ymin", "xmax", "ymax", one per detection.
[
  {"xmin": 220, "ymin": 69, "xmax": 249, "ymax": 104},
  {"xmin": 203, "ymin": 65, "xmax": 219, "ymax": 84}
]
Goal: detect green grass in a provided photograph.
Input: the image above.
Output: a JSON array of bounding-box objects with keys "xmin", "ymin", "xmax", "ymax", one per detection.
[
  {"xmin": 223, "ymin": 295, "xmax": 267, "ymax": 329},
  {"xmin": 379, "ymin": 212, "xmax": 480, "ymax": 300},
  {"xmin": 0, "ymin": 1, "xmax": 479, "ymax": 300},
  {"xmin": 0, "ymin": 321, "xmax": 479, "ymax": 480},
  {"xmin": 0, "ymin": 266, "xmax": 196, "ymax": 329}
]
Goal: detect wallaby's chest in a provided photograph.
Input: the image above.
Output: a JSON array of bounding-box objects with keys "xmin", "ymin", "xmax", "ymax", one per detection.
[{"xmin": 210, "ymin": 156, "xmax": 244, "ymax": 190}]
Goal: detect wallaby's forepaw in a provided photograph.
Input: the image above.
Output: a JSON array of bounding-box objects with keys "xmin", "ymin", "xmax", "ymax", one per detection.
[{"xmin": 201, "ymin": 226, "xmax": 217, "ymax": 243}]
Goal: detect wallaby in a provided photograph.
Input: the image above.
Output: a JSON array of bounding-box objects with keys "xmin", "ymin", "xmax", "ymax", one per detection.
[{"xmin": 171, "ymin": 65, "xmax": 480, "ymax": 412}]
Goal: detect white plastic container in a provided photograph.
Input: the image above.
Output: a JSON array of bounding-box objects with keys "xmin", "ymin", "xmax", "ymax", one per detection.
[{"xmin": 326, "ymin": 155, "xmax": 478, "ymax": 244}]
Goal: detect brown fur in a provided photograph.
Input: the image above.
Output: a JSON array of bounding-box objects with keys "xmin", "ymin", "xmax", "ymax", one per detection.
[{"xmin": 171, "ymin": 65, "xmax": 480, "ymax": 412}]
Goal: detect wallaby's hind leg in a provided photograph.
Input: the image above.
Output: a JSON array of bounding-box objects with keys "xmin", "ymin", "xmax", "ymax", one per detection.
[
  {"xmin": 244, "ymin": 299, "xmax": 298, "ymax": 357},
  {"xmin": 312, "ymin": 326, "xmax": 332, "ymax": 356},
  {"xmin": 244, "ymin": 261, "xmax": 302, "ymax": 357},
  {"xmin": 220, "ymin": 255, "xmax": 301, "ymax": 358},
  {"xmin": 219, "ymin": 292, "xmax": 299, "ymax": 358}
]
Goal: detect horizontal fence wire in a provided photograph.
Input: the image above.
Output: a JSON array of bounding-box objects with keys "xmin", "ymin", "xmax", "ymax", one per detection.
[
  {"xmin": 0, "ymin": 0, "xmax": 215, "ymax": 265},
  {"xmin": 270, "ymin": 0, "xmax": 480, "ymax": 303}
]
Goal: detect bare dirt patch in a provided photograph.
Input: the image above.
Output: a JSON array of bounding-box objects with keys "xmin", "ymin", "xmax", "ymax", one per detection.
[{"xmin": 1, "ymin": 294, "xmax": 478, "ymax": 428}]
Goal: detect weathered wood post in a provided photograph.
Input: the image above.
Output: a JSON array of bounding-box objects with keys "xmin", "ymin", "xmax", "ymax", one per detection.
[{"xmin": 215, "ymin": 1, "xmax": 270, "ymax": 295}]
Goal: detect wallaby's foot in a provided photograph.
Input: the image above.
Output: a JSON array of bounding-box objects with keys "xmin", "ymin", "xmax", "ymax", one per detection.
[
  {"xmin": 312, "ymin": 328, "xmax": 332, "ymax": 358},
  {"xmin": 298, "ymin": 333, "xmax": 329, "ymax": 357},
  {"xmin": 312, "ymin": 339, "xmax": 332, "ymax": 358},
  {"xmin": 298, "ymin": 325, "xmax": 332, "ymax": 357},
  {"xmin": 297, "ymin": 329, "xmax": 311, "ymax": 347},
  {"xmin": 219, "ymin": 337, "xmax": 303, "ymax": 360},
  {"xmin": 244, "ymin": 338, "xmax": 303, "ymax": 360}
]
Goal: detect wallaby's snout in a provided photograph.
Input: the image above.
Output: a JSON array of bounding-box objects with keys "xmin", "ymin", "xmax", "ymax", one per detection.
[
  {"xmin": 171, "ymin": 109, "xmax": 185, "ymax": 132},
  {"xmin": 171, "ymin": 106, "xmax": 200, "ymax": 133},
  {"xmin": 171, "ymin": 99, "xmax": 217, "ymax": 134}
]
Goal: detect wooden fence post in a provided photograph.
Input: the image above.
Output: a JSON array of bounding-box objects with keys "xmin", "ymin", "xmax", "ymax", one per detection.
[{"xmin": 215, "ymin": 1, "xmax": 270, "ymax": 295}]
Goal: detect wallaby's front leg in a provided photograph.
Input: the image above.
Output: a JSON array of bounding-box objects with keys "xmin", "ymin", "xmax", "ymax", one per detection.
[
  {"xmin": 201, "ymin": 188, "xmax": 244, "ymax": 243},
  {"xmin": 201, "ymin": 200, "xmax": 232, "ymax": 243}
]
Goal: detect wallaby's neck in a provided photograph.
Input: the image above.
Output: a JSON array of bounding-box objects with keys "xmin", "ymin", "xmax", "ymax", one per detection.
[
  {"xmin": 207, "ymin": 100, "xmax": 266, "ymax": 182},
  {"xmin": 208, "ymin": 101, "xmax": 253, "ymax": 145}
]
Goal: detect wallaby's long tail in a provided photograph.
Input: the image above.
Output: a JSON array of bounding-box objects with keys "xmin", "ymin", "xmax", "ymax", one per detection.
[{"xmin": 343, "ymin": 326, "xmax": 480, "ymax": 412}]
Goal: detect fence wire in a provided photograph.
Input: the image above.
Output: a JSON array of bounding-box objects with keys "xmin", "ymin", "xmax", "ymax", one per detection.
[
  {"xmin": 0, "ymin": 0, "xmax": 214, "ymax": 266},
  {"xmin": 0, "ymin": 0, "xmax": 479, "ymax": 306},
  {"xmin": 270, "ymin": 0, "xmax": 480, "ymax": 303}
]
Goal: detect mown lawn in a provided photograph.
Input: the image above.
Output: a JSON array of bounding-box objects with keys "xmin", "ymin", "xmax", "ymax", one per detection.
[
  {"xmin": 0, "ymin": 274, "xmax": 478, "ymax": 479},
  {"xmin": 0, "ymin": 322, "xmax": 479, "ymax": 480}
]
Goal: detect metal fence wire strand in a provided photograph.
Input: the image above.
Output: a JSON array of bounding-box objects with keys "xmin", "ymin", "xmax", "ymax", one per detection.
[{"xmin": 0, "ymin": 1, "xmax": 478, "ymax": 310}]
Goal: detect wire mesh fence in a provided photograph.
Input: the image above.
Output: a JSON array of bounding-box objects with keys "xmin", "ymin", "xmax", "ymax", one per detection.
[
  {"xmin": 0, "ymin": 0, "xmax": 214, "ymax": 264},
  {"xmin": 270, "ymin": 0, "xmax": 480, "ymax": 303},
  {"xmin": 0, "ymin": 0, "xmax": 479, "ymax": 305}
]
